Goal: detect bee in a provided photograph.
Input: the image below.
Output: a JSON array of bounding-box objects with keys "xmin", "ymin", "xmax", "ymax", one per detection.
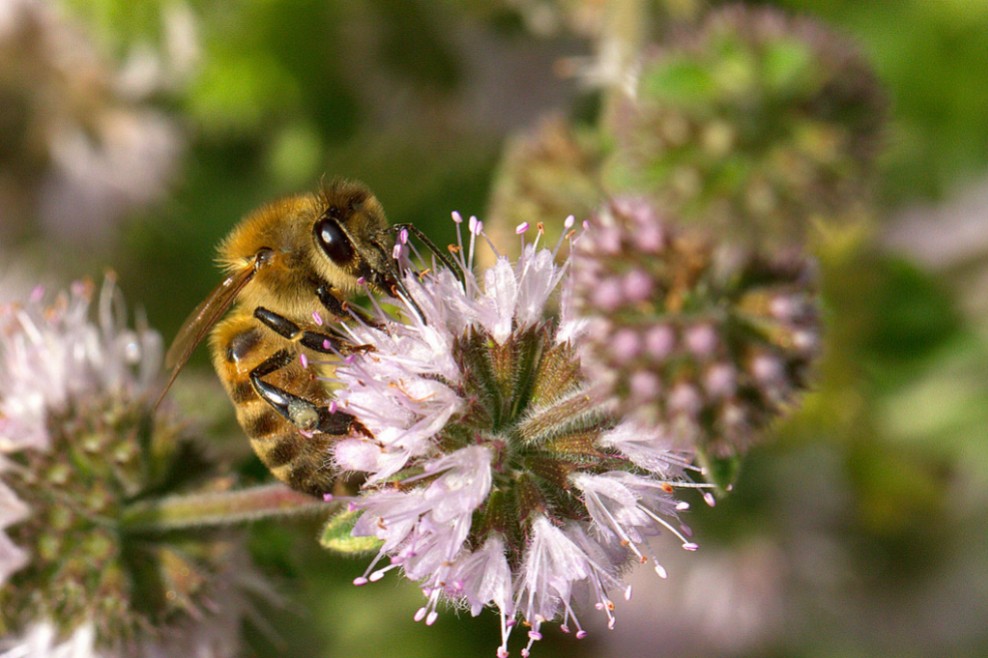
[{"xmin": 159, "ymin": 179, "xmax": 445, "ymax": 496}]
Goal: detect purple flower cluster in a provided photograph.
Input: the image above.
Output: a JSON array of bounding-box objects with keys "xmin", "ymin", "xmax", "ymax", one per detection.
[
  {"xmin": 571, "ymin": 197, "xmax": 820, "ymax": 459},
  {"xmin": 316, "ymin": 215, "xmax": 704, "ymax": 656}
]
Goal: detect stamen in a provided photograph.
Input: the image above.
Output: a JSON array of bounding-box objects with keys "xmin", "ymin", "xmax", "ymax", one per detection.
[
  {"xmin": 467, "ymin": 215, "xmax": 481, "ymax": 271},
  {"xmin": 483, "ymin": 234, "xmax": 501, "ymax": 260},
  {"xmin": 551, "ymin": 216, "xmax": 575, "ymax": 258},
  {"xmin": 452, "ymin": 211, "xmax": 466, "ymax": 269},
  {"xmin": 355, "ymin": 548, "xmax": 394, "ymax": 585},
  {"xmin": 498, "ymin": 609, "xmax": 513, "ymax": 658},
  {"xmin": 637, "ymin": 503, "xmax": 695, "ymax": 548},
  {"xmin": 370, "ymin": 563, "xmax": 400, "ymax": 581},
  {"xmin": 585, "ymin": 488, "xmax": 646, "ymax": 561},
  {"xmin": 521, "ymin": 619, "xmax": 543, "ymax": 657}
]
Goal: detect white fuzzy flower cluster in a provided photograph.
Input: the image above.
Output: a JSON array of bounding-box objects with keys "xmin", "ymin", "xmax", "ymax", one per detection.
[
  {"xmin": 319, "ymin": 216, "xmax": 703, "ymax": 656},
  {"xmin": 0, "ymin": 279, "xmax": 161, "ymax": 454},
  {"xmin": 0, "ymin": 278, "xmax": 162, "ymax": 601},
  {"xmin": 0, "ymin": 277, "xmax": 246, "ymax": 658}
]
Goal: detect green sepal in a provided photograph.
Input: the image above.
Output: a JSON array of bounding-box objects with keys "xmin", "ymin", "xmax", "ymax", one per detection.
[
  {"xmin": 697, "ymin": 447, "xmax": 743, "ymax": 496},
  {"xmin": 319, "ymin": 509, "xmax": 381, "ymax": 555}
]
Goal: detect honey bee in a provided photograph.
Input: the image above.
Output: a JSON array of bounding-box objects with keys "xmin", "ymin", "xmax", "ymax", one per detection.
[{"xmin": 159, "ymin": 179, "xmax": 441, "ymax": 496}]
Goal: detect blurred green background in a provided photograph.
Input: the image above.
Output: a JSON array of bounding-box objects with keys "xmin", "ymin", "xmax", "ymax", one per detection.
[{"xmin": 2, "ymin": 0, "xmax": 987, "ymax": 656}]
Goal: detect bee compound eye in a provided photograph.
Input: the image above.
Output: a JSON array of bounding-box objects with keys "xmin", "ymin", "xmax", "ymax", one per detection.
[
  {"xmin": 314, "ymin": 217, "xmax": 355, "ymax": 266},
  {"xmin": 254, "ymin": 247, "xmax": 275, "ymax": 267}
]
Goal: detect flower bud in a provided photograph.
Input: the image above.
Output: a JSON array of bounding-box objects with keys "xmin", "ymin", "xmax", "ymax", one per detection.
[{"xmin": 571, "ymin": 197, "xmax": 822, "ymax": 458}]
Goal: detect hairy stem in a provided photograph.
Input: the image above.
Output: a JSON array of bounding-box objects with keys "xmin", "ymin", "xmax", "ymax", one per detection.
[{"xmin": 121, "ymin": 483, "xmax": 330, "ymax": 533}]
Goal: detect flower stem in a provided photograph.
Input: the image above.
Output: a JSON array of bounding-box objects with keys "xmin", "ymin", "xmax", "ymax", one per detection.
[
  {"xmin": 598, "ymin": 0, "xmax": 647, "ymax": 129},
  {"xmin": 120, "ymin": 483, "xmax": 331, "ymax": 533}
]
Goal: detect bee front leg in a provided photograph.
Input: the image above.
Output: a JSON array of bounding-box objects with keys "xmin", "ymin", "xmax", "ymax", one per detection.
[
  {"xmin": 253, "ymin": 307, "xmax": 371, "ymax": 355},
  {"xmin": 249, "ymin": 348, "xmax": 371, "ymax": 437},
  {"xmin": 316, "ymin": 284, "xmax": 382, "ymax": 329}
]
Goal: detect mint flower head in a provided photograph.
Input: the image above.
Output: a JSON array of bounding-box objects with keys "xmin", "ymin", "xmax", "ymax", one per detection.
[
  {"xmin": 318, "ymin": 216, "xmax": 704, "ymax": 656},
  {"xmin": 607, "ymin": 4, "xmax": 885, "ymax": 247},
  {"xmin": 569, "ymin": 197, "xmax": 821, "ymax": 467},
  {"xmin": 0, "ymin": 277, "xmax": 251, "ymax": 657}
]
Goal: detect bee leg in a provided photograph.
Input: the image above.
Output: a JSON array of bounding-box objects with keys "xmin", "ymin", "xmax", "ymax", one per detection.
[
  {"xmin": 253, "ymin": 307, "xmax": 372, "ymax": 355},
  {"xmin": 391, "ymin": 222, "xmax": 466, "ymax": 287},
  {"xmin": 249, "ymin": 348, "xmax": 371, "ymax": 437},
  {"xmin": 315, "ymin": 284, "xmax": 382, "ymax": 329}
]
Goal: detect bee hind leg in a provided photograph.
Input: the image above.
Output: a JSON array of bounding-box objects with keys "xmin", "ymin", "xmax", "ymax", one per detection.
[{"xmin": 249, "ymin": 348, "xmax": 371, "ymax": 437}]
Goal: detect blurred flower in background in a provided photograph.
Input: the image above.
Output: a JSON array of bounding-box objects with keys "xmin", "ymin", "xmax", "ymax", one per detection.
[
  {"xmin": 0, "ymin": 0, "xmax": 190, "ymax": 244},
  {"xmin": 570, "ymin": 195, "xmax": 820, "ymax": 470},
  {"xmin": 484, "ymin": 114, "xmax": 604, "ymax": 259},
  {"xmin": 605, "ymin": 4, "xmax": 885, "ymax": 247},
  {"xmin": 0, "ymin": 277, "xmax": 256, "ymax": 657},
  {"xmin": 0, "ymin": 0, "xmax": 986, "ymax": 656}
]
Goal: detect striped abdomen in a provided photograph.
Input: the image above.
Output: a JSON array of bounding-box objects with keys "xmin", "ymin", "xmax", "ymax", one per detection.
[{"xmin": 210, "ymin": 310, "xmax": 338, "ymax": 496}]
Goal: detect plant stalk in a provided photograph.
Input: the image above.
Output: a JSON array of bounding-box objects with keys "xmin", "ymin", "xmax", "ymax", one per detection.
[{"xmin": 121, "ymin": 483, "xmax": 331, "ymax": 533}]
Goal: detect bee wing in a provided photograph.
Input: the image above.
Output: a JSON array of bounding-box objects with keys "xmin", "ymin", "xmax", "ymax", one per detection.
[{"xmin": 155, "ymin": 264, "xmax": 257, "ymax": 408}]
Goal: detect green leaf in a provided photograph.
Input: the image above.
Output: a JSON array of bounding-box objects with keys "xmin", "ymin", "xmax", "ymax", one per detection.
[
  {"xmin": 319, "ymin": 510, "xmax": 381, "ymax": 555},
  {"xmin": 697, "ymin": 448, "xmax": 743, "ymax": 496}
]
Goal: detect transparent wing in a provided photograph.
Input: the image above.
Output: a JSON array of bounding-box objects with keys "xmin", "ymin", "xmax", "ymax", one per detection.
[{"xmin": 155, "ymin": 264, "xmax": 257, "ymax": 408}]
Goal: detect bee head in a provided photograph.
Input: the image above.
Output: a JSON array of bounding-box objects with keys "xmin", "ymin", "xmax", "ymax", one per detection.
[{"xmin": 312, "ymin": 179, "xmax": 400, "ymax": 295}]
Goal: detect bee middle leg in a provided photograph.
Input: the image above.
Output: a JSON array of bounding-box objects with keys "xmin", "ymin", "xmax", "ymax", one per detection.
[{"xmin": 249, "ymin": 348, "xmax": 371, "ymax": 437}]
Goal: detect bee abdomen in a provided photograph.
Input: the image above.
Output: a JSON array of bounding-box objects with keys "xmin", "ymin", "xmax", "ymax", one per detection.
[
  {"xmin": 240, "ymin": 403, "xmax": 281, "ymax": 438},
  {"xmin": 232, "ymin": 398, "xmax": 334, "ymax": 496},
  {"xmin": 254, "ymin": 433, "xmax": 333, "ymax": 495},
  {"xmin": 225, "ymin": 327, "xmax": 262, "ymax": 364}
]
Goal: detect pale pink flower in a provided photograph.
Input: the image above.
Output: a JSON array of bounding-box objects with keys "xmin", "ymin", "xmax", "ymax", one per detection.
[
  {"xmin": 0, "ymin": 277, "xmax": 251, "ymax": 657},
  {"xmin": 318, "ymin": 216, "xmax": 703, "ymax": 655}
]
